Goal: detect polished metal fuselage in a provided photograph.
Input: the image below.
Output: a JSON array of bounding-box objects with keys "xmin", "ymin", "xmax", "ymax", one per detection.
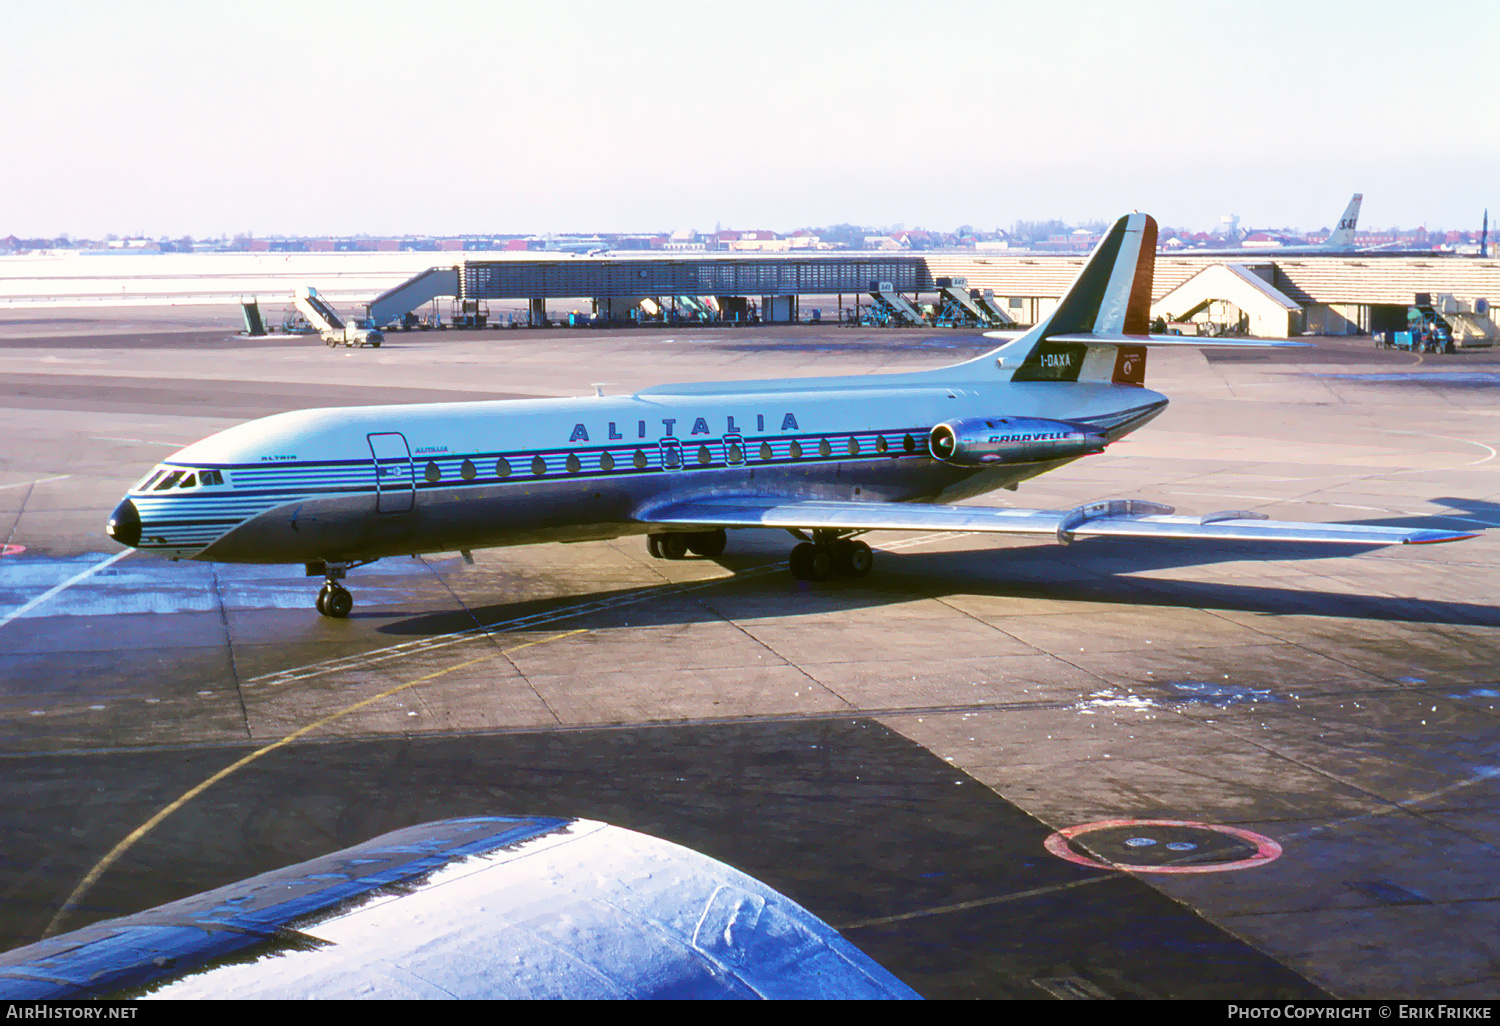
[{"xmin": 122, "ymin": 374, "xmax": 1168, "ymax": 565}]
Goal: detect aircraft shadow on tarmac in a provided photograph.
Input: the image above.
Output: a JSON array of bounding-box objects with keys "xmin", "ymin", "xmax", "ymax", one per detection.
[{"xmin": 379, "ymin": 508, "xmax": 1498, "ymax": 638}]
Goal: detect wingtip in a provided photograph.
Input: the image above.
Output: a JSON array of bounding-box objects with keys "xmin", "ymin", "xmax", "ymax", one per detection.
[{"xmin": 1405, "ymin": 531, "xmax": 1480, "ymax": 545}]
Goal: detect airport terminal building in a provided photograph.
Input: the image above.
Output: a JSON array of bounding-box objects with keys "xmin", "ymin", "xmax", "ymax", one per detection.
[
  {"xmin": 362, "ymin": 251, "xmax": 1500, "ymax": 343},
  {"xmin": 3, "ymin": 248, "xmax": 1498, "ymax": 343}
]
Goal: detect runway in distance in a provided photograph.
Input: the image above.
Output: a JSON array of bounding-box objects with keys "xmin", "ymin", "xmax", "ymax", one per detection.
[{"xmin": 105, "ymin": 212, "xmax": 1475, "ymax": 617}]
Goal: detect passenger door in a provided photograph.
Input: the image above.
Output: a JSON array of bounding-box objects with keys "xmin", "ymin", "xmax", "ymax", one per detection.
[{"xmin": 368, "ymin": 432, "xmax": 415, "ymax": 513}]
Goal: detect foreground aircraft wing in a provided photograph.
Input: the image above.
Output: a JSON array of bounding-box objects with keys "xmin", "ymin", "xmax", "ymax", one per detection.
[
  {"xmin": 640, "ymin": 497, "xmax": 1475, "ymax": 546},
  {"xmin": 0, "ymin": 817, "xmax": 918, "ymax": 1000}
]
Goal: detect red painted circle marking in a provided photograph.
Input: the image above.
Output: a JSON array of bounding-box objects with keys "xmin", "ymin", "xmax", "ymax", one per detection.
[
  {"xmin": 0, "ymin": 545, "xmax": 23, "ymax": 556},
  {"xmin": 1044, "ymin": 818, "xmax": 1282, "ymax": 874}
]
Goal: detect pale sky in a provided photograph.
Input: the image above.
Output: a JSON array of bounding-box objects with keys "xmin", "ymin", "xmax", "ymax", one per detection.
[{"xmin": 4, "ymin": 0, "xmax": 1496, "ymax": 238}]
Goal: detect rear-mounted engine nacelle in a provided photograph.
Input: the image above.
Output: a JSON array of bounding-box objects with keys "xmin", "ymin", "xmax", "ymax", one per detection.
[{"xmin": 928, "ymin": 416, "xmax": 1106, "ymax": 466}]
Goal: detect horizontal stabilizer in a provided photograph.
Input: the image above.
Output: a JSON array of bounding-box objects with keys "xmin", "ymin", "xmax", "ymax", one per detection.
[
  {"xmin": 983, "ymin": 330, "xmax": 1307, "ymax": 349},
  {"xmin": 639, "ymin": 496, "xmax": 1474, "ymax": 547}
]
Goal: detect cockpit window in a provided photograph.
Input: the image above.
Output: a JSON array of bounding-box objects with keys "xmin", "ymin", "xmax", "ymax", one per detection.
[
  {"xmin": 153, "ymin": 471, "xmax": 185, "ymax": 491},
  {"xmin": 135, "ymin": 470, "xmax": 166, "ymax": 492},
  {"xmin": 178, "ymin": 474, "xmax": 197, "ymax": 488},
  {"xmin": 201, "ymin": 470, "xmax": 224, "ymax": 486}
]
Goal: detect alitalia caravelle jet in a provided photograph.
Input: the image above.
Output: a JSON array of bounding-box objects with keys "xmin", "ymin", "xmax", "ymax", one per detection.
[{"xmin": 106, "ymin": 213, "xmax": 1473, "ymax": 617}]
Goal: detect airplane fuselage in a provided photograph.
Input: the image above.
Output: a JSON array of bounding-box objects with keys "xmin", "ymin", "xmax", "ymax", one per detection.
[{"xmin": 110, "ymin": 374, "xmax": 1167, "ymax": 566}]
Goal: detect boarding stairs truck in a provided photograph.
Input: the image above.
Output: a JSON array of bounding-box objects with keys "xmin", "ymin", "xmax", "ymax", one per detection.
[
  {"xmin": 866, "ymin": 281, "xmax": 925, "ymax": 326},
  {"xmin": 973, "ymin": 288, "xmax": 1016, "ymax": 326},
  {"xmin": 933, "ymin": 276, "xmax": 1007, "ymax": 328},
  {"xmin": 1428, "ymin": 293, "xmax": 1498, "ymax": 347},
  {"xmin": 296, "ymin": 285, "xmax": 383, "ymax": 348},
  {"xmin": 675, "ymin": 296, "xmax": 719, "ymax": 322}
]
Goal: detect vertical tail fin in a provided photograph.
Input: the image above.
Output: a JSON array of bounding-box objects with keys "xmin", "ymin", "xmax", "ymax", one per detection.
[
  {"xmin": 1326, "ymin": 194, "xmax": 1362, "ymax": 248},
  {"xmin": 987, "ymin": 213, "xmax": 1157, "ymax": 387},
  {"xmin": 1035, "ymin": 213, "xmax": 1157, "ymax": 339}
]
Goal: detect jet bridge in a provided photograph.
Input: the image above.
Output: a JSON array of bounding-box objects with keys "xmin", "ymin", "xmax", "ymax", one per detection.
[
  {"xmin": 366, "ymin": 267, "xmax": 461, "ymax": 328},
  {"xmin": 867, "ymin": 281, "xmax": 924, "ymax": 326}
]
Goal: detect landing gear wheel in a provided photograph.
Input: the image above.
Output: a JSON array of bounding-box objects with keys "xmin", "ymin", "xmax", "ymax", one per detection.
[
  {"xmin": 647, "ymin": 534, "xmax": 663, "ymax": 559},
  {"xmin": 790, "ymin": 543, "xmax": 833, "ymax": 581},
  {"xmin": 324, "ymin": 585, "xmax": 353, "ymax": 618},
  {"xmin": 834, "ymin": 539, "xmax": 874, "ymax": 577},
  {"xmin": 658, "ymin": 534, "xmax": 689, "ymax": 560},
  {"xmin": 789, "ymin": 543, "xmax": 815, "ymax": 580},
  {"xmin": 686, "ymin": 528, "xmax": 727, "ymax": 558},
  {"xmin": 315, "ymin": 584, "xmax": 331, "ymax": 615}
]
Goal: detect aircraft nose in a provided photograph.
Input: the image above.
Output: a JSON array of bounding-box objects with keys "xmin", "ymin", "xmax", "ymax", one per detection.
[{"xmin": 106, "ymin": 497, "xmax": 141, "ymax": 548}]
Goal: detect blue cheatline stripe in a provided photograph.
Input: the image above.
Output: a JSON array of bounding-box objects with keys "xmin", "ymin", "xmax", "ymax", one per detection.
[{"xmin": 137, "ymin": 429, "xmax": 940, "ymax": 519}]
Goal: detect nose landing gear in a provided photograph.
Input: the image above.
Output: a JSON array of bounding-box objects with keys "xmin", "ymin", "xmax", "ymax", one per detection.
[
  {"xmin": 788, "ymin": 531, "xmax": 873, "ymax": 581},
  {"xmin": 316, "ymin": 581, "xmax": 353, "ymax": 618},
  {"xmin": 306, "ymin": 559, "xmax": 377, "ymax": 618}
]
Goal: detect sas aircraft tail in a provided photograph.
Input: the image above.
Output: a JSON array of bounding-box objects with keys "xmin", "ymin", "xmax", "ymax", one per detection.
[{"xmin": 1325, "ymin": 193, "xmax": 1362, "ymax": 249}]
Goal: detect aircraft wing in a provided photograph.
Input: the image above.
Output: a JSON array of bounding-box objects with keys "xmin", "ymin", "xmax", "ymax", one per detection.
[
  {"xmin": 0, "ymin": 817, "xmax": 918, "ymax": 1000},
  {"xmin": 640, "ymin": 497, "xmax": 1475, "ymax": 546}
]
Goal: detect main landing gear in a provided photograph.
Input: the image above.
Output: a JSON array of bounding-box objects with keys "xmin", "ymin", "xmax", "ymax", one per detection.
[
  {"xmin": 787, "ymin": 530, "xmax": 873, "ymax": 582},
  {"xmin": 647, "ymin": 528, "xmax": 726, "ymax": 560}
]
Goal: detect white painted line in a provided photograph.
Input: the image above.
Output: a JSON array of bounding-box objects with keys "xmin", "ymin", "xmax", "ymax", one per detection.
[
  {"xmin": 88, "ymin": 437, "xmax": 189, "ymax": 447},
  {"xmin": 0, "ymin": 550, "xmax": 133, "ymax": 630},
  {"xmin": 0, "ymin": 475, "xmax": 70, "ymax": 492},
  {"xmin": 1281, "ymin": 766, "xmax": 1500, "ymax": 843},
  {"xmin": 1378, "ymin": 429, "xmax": 1499, "ymax": 469}
]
